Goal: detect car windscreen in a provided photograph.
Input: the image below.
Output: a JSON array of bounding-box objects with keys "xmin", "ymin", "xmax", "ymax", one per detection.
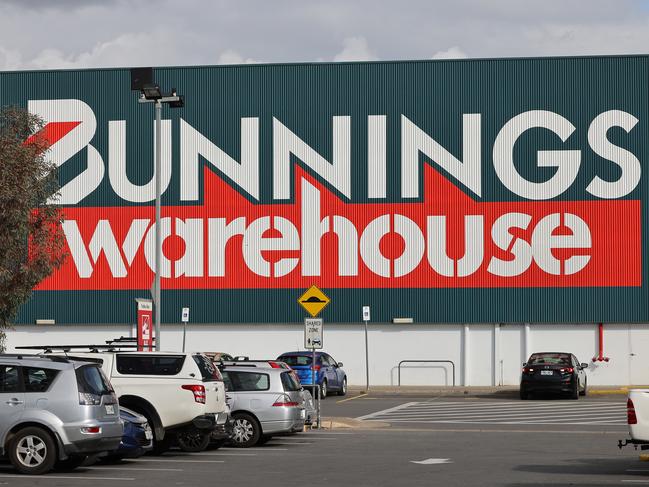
[
  {"xmin": 221, "ymin": 371, "xmax": 270, "ymax": 391},
  {"xmin": 193, "ymin": 354, "xmax": 223, "ymax": 381},
  {"xmin": 279, "ymin": 355, "xmax": 312, "ymax": 366},
  {"xmin": 116, "ymin": 355, "xmax": 185, "ymax": 375},
  {"xmin": 527, "ymin": 354, "xmax": 571, "ymax": 366},
  {"xmin": 281, "ymin": 371, "xmax": 302, "ymax": 392},
  {"xmin": 76, "ymin": 365, "xmax": 113, "ymax": 395}
]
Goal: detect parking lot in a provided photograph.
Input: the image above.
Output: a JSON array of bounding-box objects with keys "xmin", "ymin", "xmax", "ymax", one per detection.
[{"xmin": 0, "ymin": 393, "xmax": 646, "ymax": 486}]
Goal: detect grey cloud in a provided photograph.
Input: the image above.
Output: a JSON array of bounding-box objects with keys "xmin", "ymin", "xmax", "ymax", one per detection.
[{"xmin": 0, "ymin": 0, "xmax": 648, "ymax": 70}]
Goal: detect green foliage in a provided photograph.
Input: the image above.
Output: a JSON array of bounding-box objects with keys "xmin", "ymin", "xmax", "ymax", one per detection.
[{"xmin": 0, "ymin": 106, "xmax": 66, "ymax": 351}]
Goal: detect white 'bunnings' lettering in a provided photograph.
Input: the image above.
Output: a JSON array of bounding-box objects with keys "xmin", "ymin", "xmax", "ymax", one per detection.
[{"xmin": 33, "ymin": 99, "xmax": 641, "ymax": 204}]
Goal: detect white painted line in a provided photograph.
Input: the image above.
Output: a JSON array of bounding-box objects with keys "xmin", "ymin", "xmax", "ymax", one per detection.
[
  {"xmin": 280, "ymin": 436, "xmax": 338, "ymax": 440},
  {"xmin": 621, "ymin": 480, "xmax": 649, "ymax": 483},
  {"xmin": 131, "ymin": 458, "xmax": 225, "ymax": 463},
  {"xmin": 626, "ymin": 469, "xmax": 649, "ymax": 472},
  {"xmin": 377, "ymin": 410, "xmax": 625, "ymax": 421},
  {"xmin": 221, "ymin": 447, "xmax": 288, "ymax": 451},
  {"xmin": 357, "ymin": 401, "xmax": 419, "ymax": 420},
  {"xmin": 177, "ymin": 452, "xmax": 257, "ymax": 456},
  {"xmin": 87, "ymin": 467, "xmax": 183, "ymax": 472},
  {"xmin": 0, "ymin": 474, "xmax": 134, "ymax": 481},
  {"xmin": 302, "ymin": 432, "xmax": 353, "ymax": 435},
  {"xmin": 410, "ymin": 458, "xmax": 453, "ymax": 465},
  {"xmin": 379, "ymin": 419, "xmax": 626, "ymax": 426},
  {"xmin": 269, "ymin": 442, "xmax": 313, "ymax": 445},
  {"xmin": 401, "ymin": 402, "xmax": 624, "ymax": 411},
  {"xmin": 377, "ymin": 414, "xmax": 625, "ymax": 423}
]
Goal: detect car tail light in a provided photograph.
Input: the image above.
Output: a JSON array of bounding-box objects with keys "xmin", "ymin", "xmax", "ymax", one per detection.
[
  {"xmin": 559, "ymin": 367, "xmax": 574, "ymax": 374},
  {"xmin": 313, "ymin": 365, "xmax": 321, "ymax": 371},
  {"xmin": 628, "ymin": 398, "xmax": 638, "ymax": 424},
  {"xmin": 182, "ymin": 384, "xmax": 206, "ymax": 404},
  {"xmin": 268, "ymin": 361, "xmax": 283, "ymax": 368},
  {"xmin": 273, "ymin": 394, "xmax": 300, "ymax": 407},
  {"xmin": 79, "ymin": 392, "xmax": 102, "ymax": 405},
  {"xmin": 80, "ymin": 426, "xmax": 101, "ymax": 434},
  {"xmin": 522, "ymin": 367, "xmax": 534, "ymax": 374}
]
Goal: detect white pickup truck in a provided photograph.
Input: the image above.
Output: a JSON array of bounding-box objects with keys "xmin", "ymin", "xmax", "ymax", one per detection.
[
  {"xmin": 20, "ymin": 347, "xmax": 230, "ymax": 453},
  {"xmin": 619, "ymin": 389, "xmax": 649, "ymax": 450}
]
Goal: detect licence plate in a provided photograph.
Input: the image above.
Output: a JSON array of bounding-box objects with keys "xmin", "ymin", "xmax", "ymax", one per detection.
[
  {"xmin": 540, "ymin": 370, "xmax": 553, "ymax": 376},
  {"xmin": 105, "ymin": 404, "xmax": 115, "ymax": 415}
]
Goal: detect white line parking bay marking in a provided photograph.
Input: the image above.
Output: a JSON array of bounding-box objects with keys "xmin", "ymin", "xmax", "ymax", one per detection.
[{"xmin": 358, "ymin": 401, "xmax": 626, "ymax": 425}]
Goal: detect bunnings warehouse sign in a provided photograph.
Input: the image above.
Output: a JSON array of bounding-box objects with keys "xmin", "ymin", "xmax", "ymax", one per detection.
[{"xmin": 10, "ymin": 56, "xmax": 648, "ymax": 323}]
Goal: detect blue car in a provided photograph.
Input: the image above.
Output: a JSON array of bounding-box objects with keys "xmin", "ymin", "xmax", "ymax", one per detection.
[
  {"xmin": 102, "ymin": 407, "xmax": 153, "ymax": 461},
  {"xmin": 277, "ymin": 352, "xmax": 347, "ymax": 398}
]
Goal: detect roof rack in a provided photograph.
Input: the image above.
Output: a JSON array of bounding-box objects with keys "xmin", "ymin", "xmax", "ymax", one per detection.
[
  {"xmin": 16, "ymin": 344, "xmax": 137, "ymax": 353},
  {"xmin": 1, "ymin": 353, "xmax": 70, "ymax": 363}
]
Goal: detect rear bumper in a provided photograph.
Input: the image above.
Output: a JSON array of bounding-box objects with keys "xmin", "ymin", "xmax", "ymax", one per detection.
[
  {"xmin": 63, "ymin": 435, "xmax": 123, "ymax": 456},
  {"xmin": 520, "ymin": 379, "xmax": 575, "ymax": 393},
  {"xmin": 260, "ymin": 408, "xmax": 306, "ymax": 434}
]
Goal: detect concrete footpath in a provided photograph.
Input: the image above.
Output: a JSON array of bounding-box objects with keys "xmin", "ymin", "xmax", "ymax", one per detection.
[{"xmin": 343, "ymin": 384, "xmax": 646, "ymax": 397}]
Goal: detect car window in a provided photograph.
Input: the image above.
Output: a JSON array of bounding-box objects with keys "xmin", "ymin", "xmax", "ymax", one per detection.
[
  {"xmin": 76, "ymin": 365, "xmax": 113, "ymax": 395},
  {"xmin": 116, "ymin": 355, "xmax": 185, "ymax": 375},
  {"xmin": 281, "ymin": 371, "xmax": 301, "ymax": 392},
  {"xmin": 193, "ymin": 354, "xmax": 223, "ymax": 381},
  {"xmin": 23, "ymin": 367, "xmax": 59, "ymax": 393},
  {"xmin": 0, "ymin": 366, "xmax": 20, "ymax": 393},
  {"xmin": 527, "ymin": 353, "xmax": 571, "ymax": 366},
  {"xmin": 222, "ymin": 371, "xmax": 270, "ymax": 391},
  {"xmin": 279, "ymin": 355, "xmax": 312, "ymax": 366}
]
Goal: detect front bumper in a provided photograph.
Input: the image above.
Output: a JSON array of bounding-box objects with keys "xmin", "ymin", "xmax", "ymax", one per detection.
[{"xmin": 211, "ymin": 415, "xmax": 234, "ymax": 440}]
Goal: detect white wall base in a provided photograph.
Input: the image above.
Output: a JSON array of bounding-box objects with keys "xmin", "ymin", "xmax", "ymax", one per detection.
[{"xmin": 6, "ymin": 323, "xmax": 647, "ymax": 387}]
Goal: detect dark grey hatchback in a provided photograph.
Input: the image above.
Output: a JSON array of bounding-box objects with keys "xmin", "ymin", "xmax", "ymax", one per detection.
[{"xmin": 520, "ymin": 352, "xmax": 588, "ymax": 400}]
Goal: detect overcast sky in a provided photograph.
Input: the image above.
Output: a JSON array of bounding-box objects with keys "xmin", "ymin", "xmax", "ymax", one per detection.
[{"xmin": 0, "ymin": 0, "xmax": 648, "ymax": 70}]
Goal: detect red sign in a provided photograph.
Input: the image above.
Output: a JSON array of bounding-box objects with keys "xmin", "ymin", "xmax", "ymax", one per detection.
[{"xmin": 136, "ymin": 299, "xmax": 153, "ymax": 351}]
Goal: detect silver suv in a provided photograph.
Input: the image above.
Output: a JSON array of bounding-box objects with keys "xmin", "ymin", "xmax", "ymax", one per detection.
[
  {"xmin": 221, "ymin": 366, "xmax": 305, "ymax": 448},
  {"xmin": 0, "ymin": 354, "xmax": 123, "ymax": 474}
]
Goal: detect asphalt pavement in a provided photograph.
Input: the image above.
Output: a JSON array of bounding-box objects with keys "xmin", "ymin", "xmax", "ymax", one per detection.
[{"xmin": 0, "ymin": 393, "xmax": 643, "ymax": 486}]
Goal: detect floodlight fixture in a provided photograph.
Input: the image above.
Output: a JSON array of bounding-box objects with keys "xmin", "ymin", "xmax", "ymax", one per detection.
[{"xmin": 142, "ymin": 83, "xmax": 162, "ymax": 100}]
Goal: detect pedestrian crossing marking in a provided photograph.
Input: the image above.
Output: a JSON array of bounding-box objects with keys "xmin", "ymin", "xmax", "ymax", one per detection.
[{"xmin": 357, "ymin": 401, "xmax": 626, "ymax": 425}]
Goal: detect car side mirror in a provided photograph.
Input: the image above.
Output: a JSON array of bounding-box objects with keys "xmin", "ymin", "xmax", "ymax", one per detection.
[
  {"xmin": 580, "ymin": 363, "xmax": 588, "ymax": 369},
  {"xmin": 337, "ymin": 362, "xmax": 343, "ymax": 368}
]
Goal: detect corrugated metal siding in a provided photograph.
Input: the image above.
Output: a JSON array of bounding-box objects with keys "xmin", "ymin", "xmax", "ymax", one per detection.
[{"xmin": 4, "ymin": 56, "xmax": 647, "ymax": 323}]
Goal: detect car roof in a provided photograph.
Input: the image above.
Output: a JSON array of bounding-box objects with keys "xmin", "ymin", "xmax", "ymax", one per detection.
[
  {"xmin": 279, "ymin": 351, "xmax": 324, "ymax": 356},
  {"xmin": 222, "ymin": 365, "xmax": 287, "ymax": 374},
  {"xmin": 0, "ymin": 354, "xmax": 97, "ymax": 369}
]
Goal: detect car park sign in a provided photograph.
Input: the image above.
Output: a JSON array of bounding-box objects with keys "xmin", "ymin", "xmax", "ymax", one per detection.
[
  {"xmin": 304, "ymin": 318, "xmax": 324, "ymax": 349},
  {"xmin": 10, "ymin": 55, "xmax": 649, "ymax": 323}
]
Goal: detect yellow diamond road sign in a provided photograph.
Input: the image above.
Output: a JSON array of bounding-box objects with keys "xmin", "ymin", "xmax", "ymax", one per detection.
[{"xmin": 298, "ymin": 285, "xmax": 330, "ymax": 317}]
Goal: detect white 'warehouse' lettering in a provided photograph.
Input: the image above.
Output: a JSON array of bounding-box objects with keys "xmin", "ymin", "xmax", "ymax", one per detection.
[
  {"xmin": 61, "ymin": 181, "xmax": 592, "ymax": 280},
  {"xmin": 29, "ymin": 99, "xmax": 641, "ymax": 205}
]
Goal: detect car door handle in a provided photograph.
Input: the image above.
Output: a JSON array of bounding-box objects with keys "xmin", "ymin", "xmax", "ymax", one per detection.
[{"xmin": 5, "ymin": 399, "xmax": 23, "ymax": 405}]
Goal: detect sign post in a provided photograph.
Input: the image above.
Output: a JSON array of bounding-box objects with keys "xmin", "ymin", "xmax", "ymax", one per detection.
[
  {"xmin": 304, "ymin": 317, "xmax": 323, "ymax": 428},
  {"xmin": 136, "ymin": 299, "xmax": 154, "ymax": 351},
  {"xmin": 181, "ymin": 307, "xmax": 190, "ymax": 352},
  {"xmin": 363, "ymin": 306, "xmax": 370, "ymax": 392},
  {"xmin": 299, "ymin": 285, "xmax": 330, "ymax": 429}
]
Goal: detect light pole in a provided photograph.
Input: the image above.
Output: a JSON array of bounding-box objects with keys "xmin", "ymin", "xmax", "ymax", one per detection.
[{"xmin": 131, "ymin": 68, "xmax": 184, "ymax": 351}]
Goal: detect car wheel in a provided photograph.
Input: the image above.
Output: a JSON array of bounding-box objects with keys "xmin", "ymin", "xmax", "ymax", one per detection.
[
  {"xmin": 230, "ymin": 413, "xmax": 261, "ymax": 448},
  {"xmin": 320, "ymin": 380, "xmax": 328, "ymax": 399},
  {"xmin": 570, "ymin": 381, "xmax": 579, "ymax": 400},
  {"xmin": 519, "ymin": 387, "xmax": 528, "ymax": 400},
  {"xmin": 9, "ymin": 426, "xmax": 57, "ymax": 475},
  {"xmin": 580, "ymin": 378, "xmax": 587, "ymax": 397},
  {"xmin": 337, "ymin": 378, "xmax": 347, "ymax": 396},
  {"xmin": 176, "ymin": 428, "xmax": 211, "ymax": 452},
  {"xmin": 56, "ymin": 455, "xmax": 88, "ymax": 471}
]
